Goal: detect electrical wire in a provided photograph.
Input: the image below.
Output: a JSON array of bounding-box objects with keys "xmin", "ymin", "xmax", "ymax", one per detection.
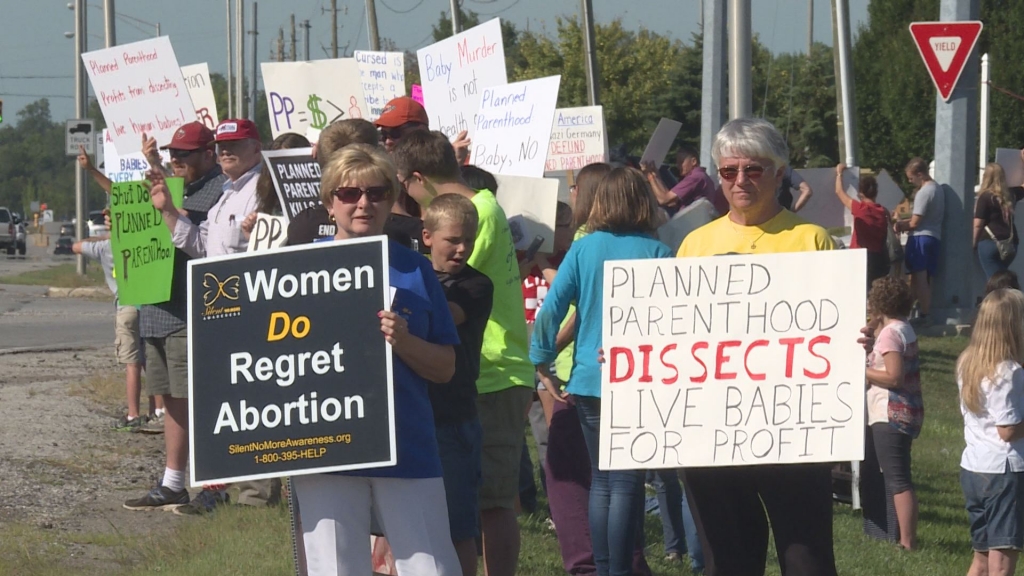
[
  {"xmin": 378, "ymin": 0, "xmax": 427, "ymax": 14},
  {"xmin": 0, "ymin": 75, "xmax": 73, "ymax": 80},
  {"xmin": 0, "ymin": 93, "xmax": 74, "ymax": 99},
  {"xmin": 473, "ymin": 0, "xmax": 522, "ymax": 17}
]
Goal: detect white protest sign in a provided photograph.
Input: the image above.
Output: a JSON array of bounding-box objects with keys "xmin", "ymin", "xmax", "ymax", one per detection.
[
  {"xmin": 545, "ymin": 106, "xmax": 607, "ymax": 174},
  {"xmin": 180, "ymin": 63, "xmax": 219, "ymax": 129},
  {"xmin": 82, "ymin": 36, "xmax": 195, "ymax": 154},
  {"xmin": 996, "ymin": 148, "xmax": 1024, "ymax": 187},
  {"xmin": 640, "ymin": 118, "xmax": 683, "ymax": 166},
  {"xmin": 493, "ymin": 174, "xmax": 559, "ymax": 253},
  {"xmin": 354, "ymin": 51, "xmax": 406, "ymax": 121},
  {"xmin": 600, "ymin": 250, "xmax": 866, "ymax": 470},
  {"xmin": 472, "ymin": 75, "xmax": 561, "ymax": 177},
  {"xmin": 262, "ymin": 59, "xmax": 368, "ymax": 139},
  {"xmin": 656, "ymin": 198, "xmax": 716, "ymax": 254},
  {"xmin": 417, "ymin": 18, "xmax": 507, "ymax": 141},
  {"xmin": 247, "ymin": 214, "xmax": 288, "ymax": 252},
  {"xmin": 101, "ymin": 128, "xmax": 168, "ymax": 183}
]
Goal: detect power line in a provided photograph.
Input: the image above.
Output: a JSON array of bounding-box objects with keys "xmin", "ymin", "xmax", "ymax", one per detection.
[
  {"xmin": 378, "ymin": 0, "xmax": 426, "ymax": 14},
  {"xmin": 473, "ymin": 0, "xmax": 522, "ymax": 16},
  {"xmin": 1, "ymin": 75, "xmax": 74, "ymax": 79},
  {"xmin": 0, "ymin": 93, "xmax": 74, "ymax": 99}
]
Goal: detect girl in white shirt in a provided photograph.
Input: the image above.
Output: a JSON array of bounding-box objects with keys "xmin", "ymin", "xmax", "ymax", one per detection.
[{"xmin": 958, "ymin": 288, "xmax": 1024, "ymax": 576}]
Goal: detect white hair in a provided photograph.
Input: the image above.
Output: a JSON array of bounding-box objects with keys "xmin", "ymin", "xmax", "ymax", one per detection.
[{"xmin": 711, "ymin": 118, "xmax": 789, "ymax": 170}]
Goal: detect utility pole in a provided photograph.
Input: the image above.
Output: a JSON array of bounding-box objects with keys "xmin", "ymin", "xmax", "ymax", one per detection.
[
  {"xmin": 366, "ymin": 0, "xmax": 380, "ymax": 51},
  {"xmin": 700, "ymin": 0, "xmax": 727, "ymax": 171},
  {"xmin": 250, "ymin": 1, "xmax": 258, "ymax": 122},
  {"xmin": 74, "ymin": 0, "xmax": 87, "ymax": 274},
  {"xmin": 331, "ymin": 0, "xmax": 339, "ymax": 58},
  {"xmin": 807, "ymin": 0, "xmax": 813, "ymax": 55},
  {"xmin": 302, "ymin": 20, "xmax": 311, "ymax": 61},
  {"xmin": 830, "ymin": 0, "xmax": 844, "ymax": 161},
  {"xmin": 932, "ymin": 0, "xmax": 981, "ymax": 322},
  {"xmin": 235, "ymin": 0, "xmax": 245, "ymax": 119},
  {"xmin": 450, "ymin": 0, "xmax": 462, "ymax": 35},
  {"xmin": 278, "ymin": 27, "xmax": 285, "ymax": 62},
  {"xmin": 728, "ymin": 0, "xmax": 752, "ymax": 119},
  {"xmin": 580, "ymin": 0, "xmax": 600, "ymax": 106},
  {"xmin": 290, "ymin": 14, "xmax": 296, "ymax": 61},
  {"xmin": 979, "ymin": 53, "xmax": 990, "ymax": 185},
  {"xmin": 103, "ymin": 0, "xmax": 115, "ymax": 47},
  {"xmin": 835, "ymin": 0, "xmax": 857, "ymax": 165},
  {"xmin": 226, "ymin": 0, "xmax": 234, "ymax": 118}
]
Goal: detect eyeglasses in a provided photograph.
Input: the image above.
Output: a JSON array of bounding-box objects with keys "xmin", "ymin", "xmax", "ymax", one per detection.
[
  {"xmin": 169, "ymin": 149, "xmax": 199, "ymax": 160},
  {"xmin": 332, "ymin": 185, "xmax": 391, "ymax": 204},
  {"xmin": 379, "ymin": 122, "xmax": 424, "ymax": 142},
  {"xmin": 718, "ymin": 164, "xmax": 771, "ymax": 181}
]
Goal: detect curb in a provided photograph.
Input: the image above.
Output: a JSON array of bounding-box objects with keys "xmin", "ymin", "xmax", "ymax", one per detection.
[
  {"xmin": 46, "ymin": 286, "xmax": 113, "ymax": 299},
  {"xmin": 0, "ymin": 343, "xmax": 101, "ymax": 356}
]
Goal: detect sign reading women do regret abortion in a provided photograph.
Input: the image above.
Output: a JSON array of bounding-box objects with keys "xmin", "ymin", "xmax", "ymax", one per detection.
[{"xmin": 600, "ymin": 250, "xmax": 866, "ymax": 470}]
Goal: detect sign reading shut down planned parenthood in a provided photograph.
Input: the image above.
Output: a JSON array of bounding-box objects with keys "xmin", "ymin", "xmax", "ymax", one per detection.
[
  {"xmin": 109, "ymin": 178, "xmax": 184, "ymax": 306},
  {"xmin": 187, "ymin": 237, "xmax": 396, "ymax": 485},
  {"xmin": 599, "ymin": 250, "xmax": 866, "ymax": 470}
]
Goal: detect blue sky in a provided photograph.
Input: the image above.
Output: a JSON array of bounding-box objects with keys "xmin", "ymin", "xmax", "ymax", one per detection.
[{"xmin": 1, "ymin": 0, "xmax": 871, "ymax": 123}]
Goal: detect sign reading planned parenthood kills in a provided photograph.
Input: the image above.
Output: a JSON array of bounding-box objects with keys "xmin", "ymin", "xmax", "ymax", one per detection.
[
  {"xmin": 263, "ymin": 148, "xmax": 321, "ymax": 222},
  {"xmin": 187, "ymin": 237, "xmax": 396, "ymax": 485},
  {"xmin": 599, "ymin": 250, "xmax": 866, "ymax": 470}
]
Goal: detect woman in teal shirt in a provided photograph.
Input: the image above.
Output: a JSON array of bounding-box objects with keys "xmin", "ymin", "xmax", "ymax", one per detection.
[{"xmin": 531, "ymin": 167, "xmax": 672, "ymax": 576}]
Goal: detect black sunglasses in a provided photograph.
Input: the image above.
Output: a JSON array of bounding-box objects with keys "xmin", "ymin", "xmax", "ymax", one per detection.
[
  {"xmin": 718, "ymin": 164, "xmax": 770, "ymax": 181},
  {"xmin": 332, "ymin": 185, "xmax": 391, "ymax": 204},
  {"xmin": 168, "ymin": 149, "xmax": 199, "ymax": 160}
]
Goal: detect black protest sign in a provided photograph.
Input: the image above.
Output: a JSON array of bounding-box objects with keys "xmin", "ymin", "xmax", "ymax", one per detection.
[
  {"xmin": 263, "ymin": 147, "xmax": 323, "ymax": 222},
  {"xmin": 187, "ymin": 236, "xmax": 395, "ymax": 485}
]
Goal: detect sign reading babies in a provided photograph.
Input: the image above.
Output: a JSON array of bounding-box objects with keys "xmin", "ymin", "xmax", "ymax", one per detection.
[{"xmin": 599, "ymin": 250, "xmax": 866, "ymax": 470}]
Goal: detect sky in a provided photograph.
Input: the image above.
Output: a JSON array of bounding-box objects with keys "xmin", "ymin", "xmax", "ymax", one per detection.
[{"xmin": 0, "ymin": 0, "xmax": 871, "ymax": 124}]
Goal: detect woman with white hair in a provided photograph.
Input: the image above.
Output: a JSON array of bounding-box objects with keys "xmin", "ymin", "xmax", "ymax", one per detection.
[{"xmin": 676, "ymin": 118, "xmax": 839, "ymax": 576}]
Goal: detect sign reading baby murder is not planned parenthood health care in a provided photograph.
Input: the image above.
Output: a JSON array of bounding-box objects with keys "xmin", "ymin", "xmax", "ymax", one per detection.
[
  {"xmin": 599, "ymin": 250, "xmax": 866, "ymax": 470},
  {"xmin": 187, "ymin": 237, "xmax": 396, "ymax": 486},
  {"xmin": 108, "ymin": 178, "xmax": 184, "ymax": 306}
]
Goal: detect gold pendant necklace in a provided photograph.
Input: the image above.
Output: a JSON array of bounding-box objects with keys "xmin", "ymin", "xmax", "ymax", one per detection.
[{"xmin": 750, "ymin": 230, "xmax": 768, "ymax": 249}]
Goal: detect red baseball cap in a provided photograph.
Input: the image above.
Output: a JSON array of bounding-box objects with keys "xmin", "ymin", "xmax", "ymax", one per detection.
[
  {"xmin": 160, "ymin": 122, "xmax": 215, "ymax": 150},
  {"xmin": 214, "ymin": 119, "xmax": 261, "ymax": 142},
  {"xmin": 375, "ymin": 97, "xmax": 429, "ymax": 128}
]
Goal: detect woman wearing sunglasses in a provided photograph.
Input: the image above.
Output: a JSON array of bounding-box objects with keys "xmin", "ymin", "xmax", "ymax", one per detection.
[
  {"xmin": 675, "ymin": 118, "xmax": 839, "ymax": 576},
  {"xmin": 292, "ymin": 143, "xmax": 462, "ymax": 576}
]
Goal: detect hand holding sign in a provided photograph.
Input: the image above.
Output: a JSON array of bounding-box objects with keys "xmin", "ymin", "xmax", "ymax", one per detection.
[
  {"xmin": 77, "ymin": 145, "xmax": 93, "ymax": 171},
  {"xmin": 378, "ymin": 310, "xmax": 410, "ymax": 348},
  {"xmin": 146, "ymin": 168, "xmax": 172, "ymax": 213}
]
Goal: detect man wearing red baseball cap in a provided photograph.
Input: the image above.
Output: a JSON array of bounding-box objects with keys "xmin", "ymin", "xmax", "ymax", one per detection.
[
  {"xmin": 375, "ymin": 96, "xmax": 471, "ymax": 163},
  {"xmin": 125, "ymin": 121, "xmax": 229, "ymax": 513}
]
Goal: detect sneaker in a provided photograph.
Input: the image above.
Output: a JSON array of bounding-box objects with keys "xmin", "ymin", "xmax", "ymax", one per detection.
[
  {"xmin": 123, "ymin": 485, "xmax": 190, "ymax": 511},
  {"xmin": 139, "ymin": 413, "xmax": 165, "ymax": 434},
  {"xmin": 112, "ymin": 414, "xmax": 146, "ymax": 432},
  {"xmin": 665, "ymin": 552, "xmax": 683, "ymax": 563},
  {"xmin": 174, "ymin": 489, "xmax": 229, "ymax": 516}
]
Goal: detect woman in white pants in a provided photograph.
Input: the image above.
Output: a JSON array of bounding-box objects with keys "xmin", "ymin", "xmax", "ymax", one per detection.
[{"xmin": 294, "ymin": 144, "xmax": 462, "ymax": 576}]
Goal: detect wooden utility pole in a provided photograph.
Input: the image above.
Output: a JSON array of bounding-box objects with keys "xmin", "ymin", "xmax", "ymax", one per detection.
[
  {"xmin": 278, "ymin": 27, "xmax": 285, "ymax": 62},
  {"xmin": 331, "ymin": 0, "xmax": 339, "ymax": 58},
  {"xmin": 366, "ymin": 0, "xmax": 381, "ymax": 51},
  {"xmin": 290, "ymin": 14, "xmax": 296, "ymax": 61}
]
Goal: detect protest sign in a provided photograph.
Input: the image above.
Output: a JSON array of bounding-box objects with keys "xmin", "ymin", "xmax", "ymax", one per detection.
[
  {"xmin": 544, "ymin": 106, "xmax": 607, "ymax": 174},
  {"xmin": 108, "ymin": 178, "xmax": 184, "ymax": 306},
  {"xmin": 656, "ymin": 198, "xmax": 716, "ymax": 253},
  {"xmin": 354, "ymin": 51, "xmax": 406, "ymax": 120},
  {"xmin": 102, "ymin": 129, "xmax": 166, "ymax": 183},
  {"xmin": 83, "ymin": 37, "xmax": 195, "ymax": 154},
  {"xmin": 187, "ymin": 237, "xmax": 396, "ymax": 485},
  {"xmin": 417, "ymin": 18, "xmax": 507, "ymax": 140},
  {"xmin": 248, "ymin": 214, "xmax": 288, "ymax": 252},
  {"xmin": 262, "ymin": 148, "xmax": 321, "ymax": 222},
  {"xmin": 599, "ymin": 250, "xmax": 866, "ymax": 470},
  {"xmin": 790, "ymin": 167, "xmax": 859, "ymax": 230},
  {"xmin": 493, "ymin": 174, "xmax": 559, "ymax": 253},
  {"xmin": 411, "ymin": 84, "xmax": 424, "ymax": 105},
  {"xmin": 471, "ymin": 75, "xmax": 561, "ymax": 177},
  {"xmin": 640, "ymin": 118, "xmax": 683, "ymax": 166},
  {"xmin": 262, "ymin": 59, "xmax": 368, "ymax": 139},
  {"xmin": 180, "ymin": 63, "xmax": 219, "ymax": 129},
  {"xmin": 996, "ymin": 148, "xmax": 1024, "ymax": 187}
]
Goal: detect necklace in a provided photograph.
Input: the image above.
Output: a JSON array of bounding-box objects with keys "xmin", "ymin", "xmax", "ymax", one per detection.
[{"xmin": 749, "ymin": 230, "xmax": 768, "ymax": 250}]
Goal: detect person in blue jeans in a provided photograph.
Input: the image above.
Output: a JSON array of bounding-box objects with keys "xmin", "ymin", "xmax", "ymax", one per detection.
[
  {"xmin": 648, "ymin": 470, "xmax": 705, "ymax": 572},
  {"xmin": 531, "ymin": 167, "xmax": 672, "ymax": 576}
]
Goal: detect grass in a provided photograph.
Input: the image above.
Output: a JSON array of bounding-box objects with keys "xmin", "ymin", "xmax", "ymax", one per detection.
[
  {"xmin": 1, "ymin": 336, "xmax": 977, "ymax": 575},
  {"xmin": 0, "ymin": 263, "xmax": 105, "ymax": 288}
]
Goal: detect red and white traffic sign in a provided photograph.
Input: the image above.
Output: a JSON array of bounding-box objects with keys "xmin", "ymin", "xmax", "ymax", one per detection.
[{"xmin": 909, "ymin": 21, "xmax": 983, "ymax": 102}]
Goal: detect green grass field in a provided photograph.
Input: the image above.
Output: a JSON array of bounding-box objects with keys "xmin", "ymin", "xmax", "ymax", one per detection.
[
  {"xmin": 0, "ymin": 336, "xmax": 977, "ymax": 575},
  {"xmin": 0, "ymin": 263, "xmax": 105, "ymax": 288}
]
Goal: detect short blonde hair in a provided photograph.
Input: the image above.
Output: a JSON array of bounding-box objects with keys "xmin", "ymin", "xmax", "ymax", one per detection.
[
  {"xmin": 317, "ymin": 119, "xmax": 380, "ymax": 168},
  {"xmin": 423, "ymin": 193, "xmax": 478, "ymax": 237},
  {"xmin": 320, "ymin": 143, "xmax": 400, "ymax": 207}
]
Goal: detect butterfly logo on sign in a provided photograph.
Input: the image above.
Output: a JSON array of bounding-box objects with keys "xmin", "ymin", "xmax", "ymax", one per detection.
[{"xmin": 201, "ymin": 272, "xmax": 243, "ymax": 320}]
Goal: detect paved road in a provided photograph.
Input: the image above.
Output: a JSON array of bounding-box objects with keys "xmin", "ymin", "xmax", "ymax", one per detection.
[{"xmin": 0, "ymin": 236, "xmax": 112, "ymax": 352}]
